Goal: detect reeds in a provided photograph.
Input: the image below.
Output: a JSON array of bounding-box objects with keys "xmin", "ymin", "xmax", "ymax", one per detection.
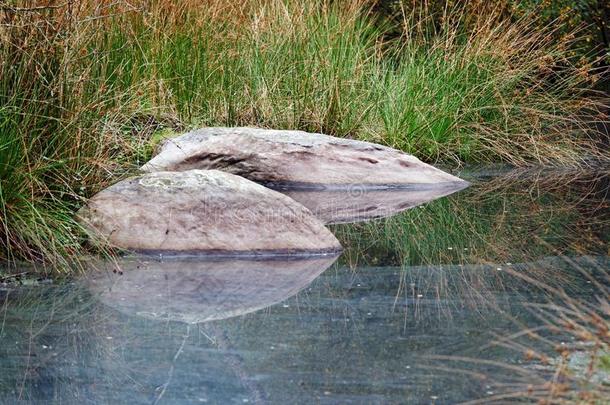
[
  {"xmin": 450, "ymin": 254, "xmax": 610, "ymax": 404},
  {"xmin": 0, "ymin": 0, "xmax": 608, "ymax": 267}
]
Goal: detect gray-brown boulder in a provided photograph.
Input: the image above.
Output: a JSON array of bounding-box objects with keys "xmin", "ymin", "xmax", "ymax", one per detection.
[
  {"xmin": 87, "ymin": 255, "xmax": 339, "ymax": 323},
  {"xmin": 141, "ymin": 127, "xmax": 468, "ymax": 189},
  {"xmin": 77, "ymin": 169, "xmax": 342, "ymax": 255}
]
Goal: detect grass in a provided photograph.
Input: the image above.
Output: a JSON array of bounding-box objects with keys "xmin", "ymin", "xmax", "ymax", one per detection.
[
  {"xmin": 500, "ymin": 256, "xmax": 609, "ymax": 404},
  {"xmin": 0, "ymin": 0, "xmax": 608, "ymax": 268},
  {"xmin": 436, "ymin": 255, "xmax": 610, "ymax": 404}
]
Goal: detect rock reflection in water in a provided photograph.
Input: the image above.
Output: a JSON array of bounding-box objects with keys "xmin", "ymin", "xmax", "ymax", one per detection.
[
  {"xmin": 282, "ymin": 182, "xmax": 469, "ymax": 224},
  {"xmin": 86, "ymin": 254, "xmax": 340, "ymax": 323}
]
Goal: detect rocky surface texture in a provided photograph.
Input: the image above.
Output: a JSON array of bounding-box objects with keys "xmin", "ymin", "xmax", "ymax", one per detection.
[
  {"xmin": 77, "ymin": 170, "xmax": 341, "ymax": 255},
  {"xmin": 87, "ymin": 255, "xmax": 339, "ymax": 323},
  {"xmin": 141, "ymin": 127, "xmax": 468, "ymax": 189}
]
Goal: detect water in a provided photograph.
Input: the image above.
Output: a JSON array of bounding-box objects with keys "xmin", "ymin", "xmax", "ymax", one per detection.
[{"xmin": 0, "ymin": 167, "xmax": 608, "ymax": 404}]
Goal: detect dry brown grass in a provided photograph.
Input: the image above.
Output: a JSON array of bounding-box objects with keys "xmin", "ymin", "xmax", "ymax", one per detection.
[{"xmin": 481, "ymin": 252, "xmax": 610, "ymax": 404}]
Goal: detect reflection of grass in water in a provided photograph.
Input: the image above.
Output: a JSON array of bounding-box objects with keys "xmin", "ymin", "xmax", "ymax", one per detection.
[
  {"xmin": 430, "ymin": 254, "xmax": 610, "ymax": 404},
  {"xmin": 501, "ymin": 255, "xmax": 609, "ymax": 404},
  {"xmin": 0, "ymin": 284, "xmax": 253, "ymax": 403},
  {"xmin": 0, "ymin": 285, "xmax": 139, "ymax": 401},
  {"xmin": 372, "ymin": 170, "xmax": 610, "ymax": 403},
  {"xmin": 333, "ymin": 169, "xmax": 609, "ymax": 319},
  {"xmin": 334, "ymin": 169, "xmax": 609, "ymax": 269}
]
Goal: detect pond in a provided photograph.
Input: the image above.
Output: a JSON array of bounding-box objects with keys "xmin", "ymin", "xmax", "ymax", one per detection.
[{"xmin": 0, "ymin": 167, "xmax": 608, "ymax": 404}]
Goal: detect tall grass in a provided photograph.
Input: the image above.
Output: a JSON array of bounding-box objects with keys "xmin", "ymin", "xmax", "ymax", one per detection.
[
  {"xmin": 496, "ymin": 256, "xmax": 610, "ymax": 404},
  {"xmin": 0, "ymin": 0, "xmax": 607, "ymax": 267},
  {"xmin": 437, "ymin": 256, "xmax": 610, "ymax": 404},
  {"xmin": 0, "ymin": 1, "xmax": 150, "ymax": 268}
]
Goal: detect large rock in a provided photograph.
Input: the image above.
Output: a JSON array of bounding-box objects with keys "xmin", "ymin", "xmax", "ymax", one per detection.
[
  {"xmin": 141, "ymin": 127, "xmax": 468, "ymax": 189},
  {"xmin": 77, "ymin": 170, "xmax": 342, "ymax": 255},
  {"xmin": 87, "ymin": 255, "xmax": 339, "ymax": 323}
]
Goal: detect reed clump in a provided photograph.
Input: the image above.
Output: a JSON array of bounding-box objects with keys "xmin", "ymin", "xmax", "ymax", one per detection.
[
  {"xmin": 483, "ymin": 256, "xmax": 610, "ymax": 404},
  {"xmin": 0, "ymin": 0, "xmax": 607, "ymax": 267}
]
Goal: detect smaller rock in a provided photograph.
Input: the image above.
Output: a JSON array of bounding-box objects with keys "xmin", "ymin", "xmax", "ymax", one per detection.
[{"xmin": 77, "ymin": 170, "xmax": 342, "ymax": 255}]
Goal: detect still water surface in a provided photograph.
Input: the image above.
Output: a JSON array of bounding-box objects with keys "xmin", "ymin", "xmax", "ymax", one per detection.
[{"xmin": 0, "ymin": 168, "xmax": 608, "ymax": 404}]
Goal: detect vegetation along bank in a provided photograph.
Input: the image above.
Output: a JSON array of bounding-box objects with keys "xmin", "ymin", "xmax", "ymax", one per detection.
[{"xmin": 1, "ymin": 0, "xmax": 608, "ymax": 269}]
